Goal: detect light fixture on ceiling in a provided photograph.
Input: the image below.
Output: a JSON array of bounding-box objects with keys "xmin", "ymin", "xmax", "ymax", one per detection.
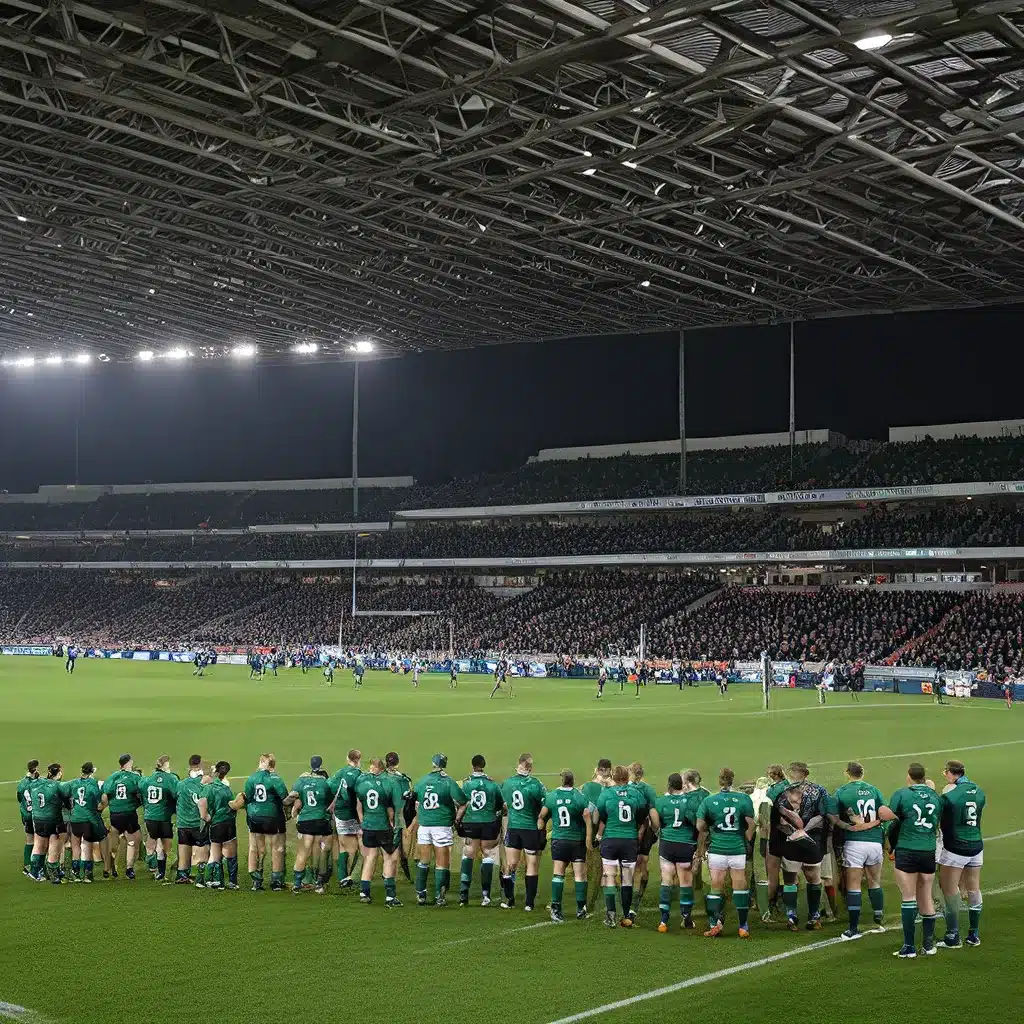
[
  {"xmin": 231, "ymin": 343, "xmax": 256, "ymax": 358},
  {"xmin": 137, "ymin": 350, "xmax": 155, "ymax": 361},
  {"xmin": 640, "ymin": 280, "xmax": 651, "ymax": 288},
  {"xmin": 164, "ymin": 347, "xmax": 190, "ymax": 360},
  {"xmin": 72, "ymin": 353, "xmax": 91, "ymax": 365},
  {"xmin": 44, "ymin": 355, "xmax": 63, "ymax": 366},
  {"xmin": 293, "ymin": 342, "xmax": 319, "ymax": 354},
  {"xmin": 350, "ymin": 339, "xmax": 374, "ymax": 354},
  {"xmin": 855, "ymin": 32, "xmax": 892, "ymax": 50}
]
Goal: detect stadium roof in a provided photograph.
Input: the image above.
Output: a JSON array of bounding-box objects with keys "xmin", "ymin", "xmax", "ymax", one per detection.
[{"xmin": 1, "ymin": 0, "xmax": 1024, "ymax": 363}]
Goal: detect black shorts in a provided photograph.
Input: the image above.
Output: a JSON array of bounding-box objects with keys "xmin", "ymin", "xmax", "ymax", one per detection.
[
  {"xmin": 362, "ymin": 828, "xmax": 398, "ymax": 853},
  {"xmin": 23, "ymin": 818, "xmax": 33, "ymax": 837},
  {"xmin": 33, "ymin": 818, "xmax": 61, "ymax": 839},
  {"xmin": 894, "ymin": 849, "xmax": 936, "ymax": 874},
  {"xmin": 782, "ymin": 836, "xmax": 822, "ymax": 867},
  {"xmin": 177, "ymin": 826, "xmax": 210, "ymax": 848},
  {"xmin": 505, "ymin": 827, "xmax": 546, "ymax": 853},
  {"xmin": 550, "ymin": 839, "xmax": 587, "ymax": 864},
  {"xmin": 659, "ymin": 840, "xmax": 696, "ymax": 865},
  {"xmin": 71, "ymin": 821, "xmax": 105, "ymax": 843},
  {"xmin": 145, "ymin": 819, "xmax": 173, "ymax": 841},
  {"xmin": 247, "ymin": 816, "xmax": 286, "ymax": 835},
  {"xmin": 296, "ymin": 819, "xmax": 332, "ymax": 836},
  {"xmin": 767, "ymin": 831, "xmax": 784, "ymax": 859},
  {"xmin": 637, "ymin": 829, "xmax": 658, "ymax": 856},
  {"xmin": 460, "ymin": 820, "xmax": 501, "ymax": 842},
  {"xmin": 209, "ymin": 820, "xmax": 237, "ymax": 844},
  {"xmin": 600, "ymin": 837, "xmax": 638, "ymax": 864},
  {"xmin": 110, "ymin": 812, "xmax": 141, "ymax": 835}
]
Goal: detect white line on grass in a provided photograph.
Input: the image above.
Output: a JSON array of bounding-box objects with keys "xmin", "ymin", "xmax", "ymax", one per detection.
[
  {"xmin": 987, "ymin": 828, "xmax": 1024, "ymax": 842},
  {"xmin": 815, "ymin": 737, "xmax": 1024, "ymax": 767},
  {"xmin": 416, "ymin": 920, "xmax": 555, "ymax": 953}
]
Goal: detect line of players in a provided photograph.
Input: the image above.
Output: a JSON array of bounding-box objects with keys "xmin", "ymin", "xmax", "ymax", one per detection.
[{"xmin": 14, "ymin": 750, "xmax": 985, "ymax": 956}]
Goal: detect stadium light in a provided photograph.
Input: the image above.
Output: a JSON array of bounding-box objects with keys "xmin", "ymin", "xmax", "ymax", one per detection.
[
  {"xmin": 350, "ymin": 339, "xmax": 374, "ymax": 354},
  {"xmin": 15, "ymin": 215, "xmax": 27, "ymax": 223},
  {"xmin": 640, "ymin": 280, "xmax": 651, "ymax": 288},
  {"xmin": 293, "ymin": 342, "xmax": 319, "ymax": 354},
  {"xmin": 137, "ymin": 350, "xmax": 155, "ymax": 361},
  {"xmin": 72, "ymin": 353, "xmax": 91, "ymax": 365},
  {"xmin": 855, "ymin": 32, "xmax": 892, "ymax": 50},
  {"xmin": 622, "ymin": 160, "xmax": 639, "ymax": 169},
  {"xmin": 164, "ymin": 347, "xmax": 190, "ymax": 360},
  {"xmin": 44, "ymin": 355, "xmax": 63, "ymax": 366},
  {"xmin": 4, "ymin": 356, "xmax": 35, "ymax": 368},
  {"xmin": 231, "ymin": 343, "xmax": 256, "ymax": 357}
]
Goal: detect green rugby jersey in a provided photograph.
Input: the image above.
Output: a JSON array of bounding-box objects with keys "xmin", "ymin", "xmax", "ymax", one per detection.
[
  {"xmin": 31, "ymin": 779, "xmax": 63, "ymax": 823},
  {"xmin": 176, "ymin": 775, "xmax": 206, "ymax": 830},
  {"xmin": 386, "ymin": 770, "xmax": 413, "ymax": 826},
  {"xmin": 413, "ymin": 770, "xmax": 466, "ymax": 827},
  {"xmin": 697, "ymin": 789, "xmax": 754, "ymax": 855},
  {"xmin": 243, "ymin": 770, "xmax": 288, "ymax": 820},
  {"xmin": 102, "ymin": 770, "xmax": 143, "ymax": 815},
  {"xmin": 460, "ymin": 773, "xmax": 504, "ymax": 824},
  {"xmin": 204, "ymin": 778, "xmax": 236, "ymax": 826},
  {"xmin": 832, "ymin": 781, "xmax": 886, "ymax": 845},
  {"xmin": 328, "ymin": 764, "xmax": 363, "ymax": 821},
  {"xmin": 581, "ymin": 779, "xmax": 608, "ymax": 814},
  {"xmin": 355, "ymin": 773, "xmax": 394, "ymax": 831},
  {"xmin": 64, "ymin": 777, "xmax": 103, "ymax": 824},
  {"xmin": 544, "ymin": 787, "xmax": 588, "ymax": 842},
  {"xmin": 293, "ymin": 774, "xmax": 335, "ymax": 823},
  {"xmin": 501, "ymin": 773, "xmax": 547, "ymax": 830},
  {"xmin": 889, "ymin": 784, "xmax": 940, "ymax": 851},
  {"xmin": 629, "ymin": 780, "xmax": 658, "ymax": 818},
  {"xmin": 940, "ymin": 777, "xmax": 986, "ymax": 854},
  {"xmin": 655, "ymin": 793, "xmax": 695, "ymax": 844},
  {"xmin": 141, "ymin": 770, "xmax": 179, "ymax": 822},
  {"xmin": 596, "ymin": 785, "xmax": 645, "ymax": 840},
  {"xmin": 16, "ymin": 774, "xmax": 38, "ymax": 823}
]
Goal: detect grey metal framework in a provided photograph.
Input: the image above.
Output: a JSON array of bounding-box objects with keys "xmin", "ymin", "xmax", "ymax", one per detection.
[{"xmin": 1, "ymin": 0, "xmax": 1023, "ymax": 361}]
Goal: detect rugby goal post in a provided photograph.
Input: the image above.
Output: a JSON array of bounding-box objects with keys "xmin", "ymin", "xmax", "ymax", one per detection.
[{"xmin": 760, "ymin": 650, "xmax": 771, "ymax": 711}]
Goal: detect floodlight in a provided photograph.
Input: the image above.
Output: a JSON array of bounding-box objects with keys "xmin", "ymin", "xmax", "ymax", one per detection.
[
  {"xmin": 640, "ymin": 280, "xmax": 651, "ymax": 288},
  {"xmin": 148, "ymin": 287, "xmax": 156, "ymax": 295},
  {"xmin": 137, "ymin": 350, "xmax": 155, "ymax": 361},
  {"xmin": 351, "ymin": 339, "xmax": 374, "ymax": 354},
  {"xmin": 164, "ymin": 347, "xmax": 190, "ymax": 360},
  {"xmin": 232, "ymin": 343, "xmax": 256, "ymax": 357},
  {"xmin": 293, "ymin": 342, "xmax": 319, "ymax": 354},
  {"xmin": 44, "ymin": 355, "xmax": 63, "ymax": 366},
  {"xmin": 12, "ymin": 356, "xmax": 35, "ymax": 367},
  {"xmin": 855, "ymin": 32, "xmax": 892, "ymax": 50},
  {"xmin": 15, "ymin": 215, "xmax": 27, "ymax": 223},
  {"xmin": 582, "ymin": 168, "xmax": 597, "ymax": 176},
  {"xmin": 72, "ymin": 353, "xmax": 91, "ymax": 364},
  {"xmin": 622, "ymin": 160, "xmax": 639, "ymax": 169}
]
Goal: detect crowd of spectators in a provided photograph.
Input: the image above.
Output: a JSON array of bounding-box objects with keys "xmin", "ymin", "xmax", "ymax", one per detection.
[
  {"xmin": 2, "ymin": 435, "xmax": 1023, "ymax": 530},
  {"xmin": 3, "ymin": 499, "xmax": 1022, "ymax": 563}
]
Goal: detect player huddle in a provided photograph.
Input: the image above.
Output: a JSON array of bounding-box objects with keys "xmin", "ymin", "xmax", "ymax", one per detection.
[{"xmin": 15, "ymin": 749, "xmax": 985, "ymax": 956}]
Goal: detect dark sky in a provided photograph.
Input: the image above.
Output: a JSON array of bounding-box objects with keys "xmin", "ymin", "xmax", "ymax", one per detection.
[{"xmin": 1, "ymin": 304, "xmax": 1021, "ymax": 492}]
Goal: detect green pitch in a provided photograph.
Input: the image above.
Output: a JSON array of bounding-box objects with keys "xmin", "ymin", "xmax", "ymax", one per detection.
[{"xmin": 0, "ymin": 659, "xmax": 1021, "ymax": 1024}]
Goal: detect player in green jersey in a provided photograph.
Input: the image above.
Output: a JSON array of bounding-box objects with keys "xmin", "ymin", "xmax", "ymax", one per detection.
[
  {"xmin": 16, "ymin": 759, "xmax": 40, "ymax": 877},
  {"xmin": 28, "ymin": 764, "xmax": 64, "ymax": 883},
  {"xmin": 628, "ymin": 762, "xmax": 658, "ymax": 922},
  {"xmin": 174, "ymin": 755, "xmax": 211, "ymax": 886},
  {"xmin": 877, "ymin": 762, "xmax": 941, "ymax": 958},
  {"xmin": 696, "ymin": 767, "xmax": 756, "ymax": 938},
  {"xmin": 384, "ymin": 751, "xmax": 414, "ymax": 882},
  {"xmin": 500, "ymin": 753, "xmax": 547, "ymax": 912},
  {"xmin": 355, "ymin": 758, "xmax": 402, "ymax": 907},
  {"xmin": 102, "ymin": 754, "xmax": 144, "ymax": 880},
  {"xmin": 456, "ymin": 754, "xmax": 504, "ymax": 906},
  {"xmin": 538, "ymin": 769, "xmax": 591, "ymax": 922},
  {"xmin": 937, "ymin": 759, "xmax": 986, "ymax": 948},
  {"xmin": 651, "ymin": 772, "xmax": 702, "ymax": 932},
  {"xmin": 413, "ymin": 753, "xmax": 467, "ymax": 906},
  {"xmin": 288, "ymin": 755, "xmax": 337, "ymax": 894},
  {"xmin": 581, "ymin": 759, "xmax": 612, "ymax": 910},
  {"xmin": 63, "ymin": 761, "xmax": 106, "ymax": 883},
  {"xmin": 239, "ymin": 753, "xmax": 290, "ymax": 891},
  {"xmin": 328, "ymin": 749, "xmax": 363, "ymax": 890},
  {"xmin": 595, "ymin": 765, "xmax": 647, "ymax": 928},
  {"xmin": 205, "ymin": 761, "xmax": 240, "ymax": 890},
  {"xmin": 141, "ymin": 755, "xmax": 178, "ymax": 881},
  {"xmin": 761, "ymin": 763, "xmax": 787, "ymax": 921},
  {"xmin": 829, "ymin": 761, "xmax": 888, "ymax": 940}
]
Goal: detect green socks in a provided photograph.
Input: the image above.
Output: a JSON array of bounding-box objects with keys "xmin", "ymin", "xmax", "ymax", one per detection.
[
  {"xmin": 23, "ymin": 844, "xmax": 32, "ymax": 870},
  {"xmin": 901, "ymin": 900, "xmax": 917, "ymax": 947},
  {"xmin": 415, "ymin": 862, "xmax": 429, "ymax": 897},
  {"xmin": 680, "ymin": 885, "xmax": 694, "ymax": 920},
  {"xmin": 734, "ymin": 888, "xmax": 750, "ymax": 929},
  {"xmin": 460, "ymin": 857, "xmax": 474, "ymax": 897},
  {"xmin": 385, "ymin": 877, "xmax": 397, "ymax": 901},
  {"xmin": 574, "ymin": 880, "xmax": 587, "ymax": 912},
  {"xmin": 480, "ymin": 861, "xmax": 494, "ymax": 898},
  {"xmin": 868, "ymin": 887, "xmax": 884, "ymax": 921},
  {"xmin": 806, "ymin": 883, "xmax": 822, "ymax": 920},
  {"xmin": 621, "ymin": 885, "xmax": 633, "ymax": 917},
  {"xmin": 294, "ymin": 870, "xmax": 304, "ymax": 889},
  {"xmin": 337, "ymin": 852, "xmax": 349, "ymax": 883},
  {"xmin": 922, "ymin": 913, "xmax": 936, "ymax": 948},
  {"xmin": 30, "ymin": 853, "xmax": 44, "ymax": 877},
  {"xmin": 227, "ymin": 857, "xmax": 238, "ymax": 885},
  {"xmin": 968, "ymin": 893, "xmax": 982, "ymax": 937},
  {"xmin": 783, "ymin": 883, "xmax": 798, "ymax": 919},
  {"xmin": 943, "ymin": 892, "xmax": 960, "ymax": 936},
  {"xmin": 551, "ymin": 874, "xmax": 565, "ymax": 910},
  {"xmin": 705, "ymin": 891, "xmax": 723, "ymax": 926},
  {"xmin": 847, "ymin": 889, "xmax": 862, "ymax": 931},
  {"xmin": 659, "ymin": 884, "xmax": 672, "ymax": 925},
  {"xmin": 604, "ymin": 885, "xmax": 617, "ymax": 914},
  {"xmin": 436, "ymin": 868, "xmax": 450, "ymax": 899}
]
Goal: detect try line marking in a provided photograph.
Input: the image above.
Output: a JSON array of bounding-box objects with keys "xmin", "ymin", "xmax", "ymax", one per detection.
[{"xmin": 546, "ymin": 881, "xmax": 1024, "ymax": 1024}]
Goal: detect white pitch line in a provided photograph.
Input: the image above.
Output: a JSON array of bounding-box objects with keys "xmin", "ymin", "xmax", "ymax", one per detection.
[
  {"xmin": 546, "ymin": 881, "xmax": 1024, "ymax": 1024},
  {"xmin": 987, "ymin": 828, "xmax": 1024, "ymax": 842},
  {"xmin": 415, "ymin": 919, "xmax": 555, "ymax": 952},
  {"xmin": 814, "ymin": 737, "xmax": 1024, "ymax": 767}
]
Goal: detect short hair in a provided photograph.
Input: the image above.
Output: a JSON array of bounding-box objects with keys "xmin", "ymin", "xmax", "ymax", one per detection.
[
  {"xmin": 846, "ymin": 761, "xmax": 864, "ymax": 778},
  {"xmin": 683, "ymin": 769, "xmax": 702, "ymax": 787},
  {"xmin": 156, "ymin": 755, "xmax": 170, "ymax": 769},
  {"xmin": 908, "ymin": 762, "xmax": 926, "ymax": 783},
  {"xmin": 561, "ymin": 769, "xmax": 575, "ymax": 787},
  {"xmin": 612, "ymin": 765, "xmax": 629, "ymax": 785},
  {"xmin": 385, "ymin": 752, "xmax": 400, "ymax": 768},
  {"xmin": 944, "ymin": 759, "xmax": 965, "ymax": 777},
  {"xmin": 596, "ymin": 758, "xmax": 612, "ymax": 772},
  {"xmin": 518, "ymin": 753, "xmax": 533, "ymax": 770},
  {"xmin": 767, "ymin": 764, "xmax": 785, "ymax": 782},
  {"xmin": 47, "ymin": 763, "xmax": 61, "ymax": 779},
  {"xmin": 719, "ymin": 767, "xmax": 735, "ymax": 789},
  {"xmin": 81, "ymin": 761, "xmax": 95, "ymax": 775},
  {"xmin": 266, "ymin": 755, "xmax": 277, "ymax": 770},
  {"xmin": 667, "ymin": 772, "xmax": 683, "ymax": 791},
  {"xmin": 189, "ymin": 754, "xmax": 203, "ymax": 768},
  {"xmin": 369, "ymin": 757, "xmax": 384, "ymax": 771},
  {"xmin": 629, "ymin": 762, "xmax": 644, "ymax": 781},
  {"xmin": 472, "ymin": 754, "xmax": 486, "ymax": 771},
  {"xmin": 348, "ymin": 749, "xmax": 361, "ymax": 763},
  {"xmin": 788, "ymin": 761, "xmax": 810, "ymax": 779},
  {"xmin": 118, "ymin": 754, "xmax": 132, "ymax": 768},
  {"xmin": 26, "ymin": 759, "xmax": 39, "ymax": 773},
  {"xmin": 215, "ymin": 761, "xmax": 231, "ymax": 779}
]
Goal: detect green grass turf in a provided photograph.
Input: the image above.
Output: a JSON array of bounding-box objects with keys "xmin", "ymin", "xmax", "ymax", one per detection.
[{"xmin": 0, "ymin": 659, "xmax": 1021, "ymax": 1024}]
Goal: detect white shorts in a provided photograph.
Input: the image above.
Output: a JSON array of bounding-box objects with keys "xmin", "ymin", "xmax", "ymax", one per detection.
[
  {"xmin": 782, "ymin": 856, "xmax": 823, "ymax": 873},
  {"xmin": 843, "ymin": 841, "xmax": 883, "ymax": 869},
  {"xmin": 937, "ymin": 848, "xmax": 983, "ymax": 869},
  {"xmin": 708, "ymin": 853, "xmax": 746, "ymax": 872},
  {"xmin": 417, "ymin": 825, "xmax": 454, "ymax": 848},
  {"xmin": 335, "ymin": 818, "xmax": 361, "ymax": 837}
]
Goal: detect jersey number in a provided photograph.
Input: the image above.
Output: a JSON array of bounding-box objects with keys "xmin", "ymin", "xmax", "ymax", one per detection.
[
  {"xmin": 36, "ymin": 792, "xmax": 47, "ymax": 810},
  {"xmin": 911, "ymin": 802, "xmax": 936, "ymax": 828},
  {"xmin": 721, "ymin": 807, "xmax": 738, "ymax": 831},
  {"xmin": 422, "ymin": 792, "xmax": 440, "ymax": 810},
  {"xmin": 305, "ymin": 790, "xmax": 318, "ymax": 808},
  {"xmin": 470, "ymin": 790, "xmax": 487, "ymax": 811},
  {"xmin": 617, "ymin": 801, "xmax": 632, "ymax": 823},
  {"xmin": 855, "ymin": 798, "xmax": 876, "ymax": 822},
  {"xmin": 511, "ymin": 791, "xmax": 525, "ymax": 811},
  {"xmin": 965, "ymin": 802, "xmax": 978, "ymax": 826},
  {"xmin": 671, "ymin": 808, "xmax": 682, "ymax": 828},
  {"xmin": 116, "ymin": 783, "xmax": 128, "ymax": 801},
  {"xmin": 75, "ymin": 787, "xmax": 86, "ymax": 807},
  {"xmin": 366, "ymin": 789, "xmax": 379, "ymax": 810},
  {"xmin": 254, "ymin": 784, "xmax": 268, "ymax": 803},
  {"xmin": 147, "ymin": 785, "xmax": 162, "ymax": 804},
  {"xmin": 557, "ymin": 806, "xmax": 572, "ymax": 828}
]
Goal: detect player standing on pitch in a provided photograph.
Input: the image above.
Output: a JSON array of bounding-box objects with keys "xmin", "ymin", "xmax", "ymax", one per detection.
[
  {"xmin": 456, "ymin": 754, "xmax": 504, "ymax": 906},
  {"xmin": 500, "ymin": 754, "xmax": 547, "ymax": 911},
  {"xmin": 595, "ymin": 765, "xmax": 646, "ymax": 928},
  {"xmin": 937, "ymin": 760, "xmax": 985, "ymax": 948},
  {"xmin": 538, "ymin": 770, "xmax": 591, "ymax": 922}
]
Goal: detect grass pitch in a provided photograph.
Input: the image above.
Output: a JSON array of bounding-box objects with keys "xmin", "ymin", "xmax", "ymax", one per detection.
[{"xmin": 0, "ymin": 659, "xmax": 1021, "ymax": 1024}]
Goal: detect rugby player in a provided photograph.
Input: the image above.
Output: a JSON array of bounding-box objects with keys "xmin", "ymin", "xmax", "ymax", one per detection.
[
  {"xmin": 761, "ymin": 763, "xmax": 787, "ymax": 922},
  {"xmin": 355, "ymin": 758, "xmax": 402, "ymax": 906},
  {"xmin": 64, "ymin": 761, "xmax": 105, "ymax": 883},
  {"xmin": 830, "ymin": 761, "xmax": 887, "ymax": 939},
  {"xmin": 206, "ymin": 761, "xmax": 239, "ymax": 889},
  {"xmin": 354, "ymin": 659, "xmax": 365, "ymax": 689},
  {"xmin": 323, "ymin": 659, "xmax": 334, "ymax": 686},
  {"xmin": 596, "ymin": 664, "xmax": 607, "ymax": 699},
  {"xmin": 456, "ymin": 754, "xmax": 504, "ymax": 907},
  {"xmin": 651, "ymin": 771, "xmax": 702, "ymax": 932},
  {"xmin": 539, "ymin": 770, "xmax": 591, "ymax": 922},
  {"xmin": 938, "ymin": 759, "xmax": 985, "ymax": 948},
  {"xmin": 581, "ymin": 758, "xmax": 612, "ymax": 909},
  {"xmin": 328, "ymin": 749, "xmax": 364, "ymax": 889},
  {"xmin": 384, "ymin": 751, "xmax": 414, "ymax": 883},
  {"xmin": 102, "ymin": 754, "xmax": 144, "ymax": 880},
  {"xmin": 489, "ymin": 657, "xmax": 510, "ymax": 699},
  {"xmin": 141, "ymin": 755, "xmax": 177, "ymax": 881},
  {"xmin": 239, "ymin": 753, "xmax": 289, "ymax": 891},
  {"xmin": 17, "ymin": 759, "xmax": 40, "ymax": 876},
  {"xmin": 628, "ymin": 762, "xmax": 658, "ymax": 921},
  {"xmin": 449, "ymin": 662, "xmax": 458, "ymax": 689},
  {"xmin": 288, "ymin": 756, "xmax": 336, "ymax": 894},
  {"xmin": 775, "ymin": 761, "xmax": 830, "ymax": 931},
  {"xmin": 595, "ymin": 765, "xmax": 646, "ymax": 928},
  {"xmin": 500, "ymin": 753, "xmax": 547, "ymax": 911},
  {"xmin": 174, "ymin": 755, "xmax": 210, "ymax": 885},
  {"xmin": 413, "ymin": 753, "xmax": 466, "ymax": 905},
  {"xmin": 28, "ymin": 764, "xmax": 64, "ymax": 883},
  {"xmin": 877, "ymin": 762, "xmax": 941, "ymax": 958},
  {"xmin": 696, "ymin": 768, "xmax": 756, "ymax": 937}
]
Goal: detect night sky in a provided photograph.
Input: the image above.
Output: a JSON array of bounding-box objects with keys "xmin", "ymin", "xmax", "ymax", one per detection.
[{"xmin": 1, "ymin": 304, "xmax": 1022, "ymax": 492}]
